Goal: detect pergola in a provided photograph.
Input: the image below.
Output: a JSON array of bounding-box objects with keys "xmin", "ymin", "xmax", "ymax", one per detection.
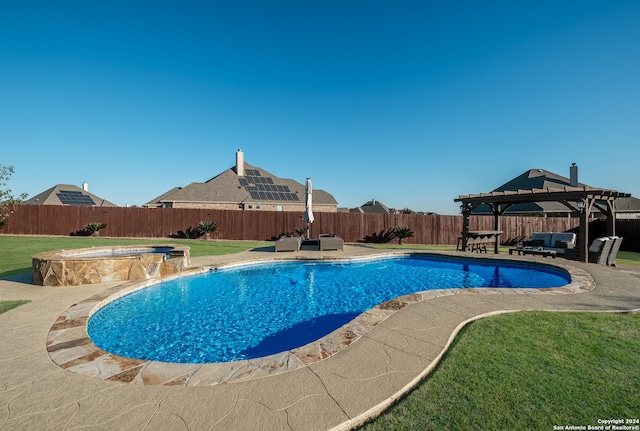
[{"xmin": 454, "ymin": 187, "xmax": 630, "ymax": 262}]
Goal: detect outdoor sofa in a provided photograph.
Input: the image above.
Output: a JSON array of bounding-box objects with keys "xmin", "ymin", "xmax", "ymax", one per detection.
[
  {"xmin": 319, "ymin": 234, "xmax": 344, "ymax": 251},
  {"xmin": 528, "ymin": 232, "xmax": 577, "ymax": 256}
]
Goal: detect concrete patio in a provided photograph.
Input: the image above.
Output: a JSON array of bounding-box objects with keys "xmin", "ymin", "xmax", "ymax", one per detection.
[{"xmin": 1, "ymin": 245, "xmax": 639, "ymax": 430}]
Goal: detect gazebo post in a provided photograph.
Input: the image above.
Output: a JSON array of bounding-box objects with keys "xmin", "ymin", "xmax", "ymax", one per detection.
[
  {"xmin": 579, "ymin": 210, "xmax": 589, "ymax": 262},
  {"xmin": 578, "ymin": 197, "xmax": 594, "ymax": 263},
  {"xmin": 491, "ymin": 203, "xmax": 501, "ymax": 254},
  {"xmin": 606, "ymin": 200, "xmax": 616, "ymax": 236},
  {"xmin": 460, "ymin": 202, "xmax": 471, "ymax": 251}
]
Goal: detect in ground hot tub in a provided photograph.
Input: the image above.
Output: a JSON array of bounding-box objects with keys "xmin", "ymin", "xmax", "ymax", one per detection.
[{"xmin": 32, "ymin": 245, "xmax": 190, "ymax": 286}]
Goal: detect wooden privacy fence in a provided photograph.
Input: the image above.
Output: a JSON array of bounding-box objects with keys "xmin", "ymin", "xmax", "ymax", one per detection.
[{"xmin": 9, "ymin": 204, "xmax": 629, "ymax": 247}]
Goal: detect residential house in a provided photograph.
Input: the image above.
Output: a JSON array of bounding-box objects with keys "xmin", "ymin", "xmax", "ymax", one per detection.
[
  {"xmin": 25, "ymin": 183, "xmax": 117, "ymax": 207},
  {"xmin": 145, "ymin": 150, "xmax": 339, "ymax": 212}
]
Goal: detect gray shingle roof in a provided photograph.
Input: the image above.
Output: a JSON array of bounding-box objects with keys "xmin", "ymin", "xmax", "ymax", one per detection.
[
  {"xmin": 146, "ymin": 163, "xmax": 338, "ymax": 207},
  {"xmin": 25, "ymin": 184, "xmax": 118, "ymax": 207},
  {"xmin": 350, "ymin": 199, "xmax": 393, "ymax": 214}
]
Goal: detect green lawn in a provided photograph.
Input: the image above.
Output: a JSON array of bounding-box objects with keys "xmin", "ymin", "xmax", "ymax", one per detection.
[
  {"xmin": 0, "ymin": 299, "xmax": 30, "ymax": 314},
  {"xmin": 359, "ymin": 311, "xmax": 640, "ymax": 430}
]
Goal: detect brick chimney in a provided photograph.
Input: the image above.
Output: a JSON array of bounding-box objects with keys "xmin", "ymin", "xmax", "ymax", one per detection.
[{"xmin": 570, "ymin": 163, "xmax": 578, "ymax": 187}]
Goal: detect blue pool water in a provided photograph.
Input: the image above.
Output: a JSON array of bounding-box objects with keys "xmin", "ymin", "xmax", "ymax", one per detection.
[{"xmin": 88, "ymin": 256, "xmax": 570, "ymax": 364}]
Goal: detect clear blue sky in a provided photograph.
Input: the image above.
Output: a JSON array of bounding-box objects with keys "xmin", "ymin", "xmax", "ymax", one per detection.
[{"xmin": 2, "ymin": 1, "xmax": 639, "ymax": 214}]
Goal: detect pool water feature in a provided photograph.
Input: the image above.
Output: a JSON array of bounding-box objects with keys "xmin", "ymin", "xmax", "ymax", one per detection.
[
  {"xmin": 88, "ymin": 255, "xmax": 570, "ymax": 364},
  {"xmin": 32, "ymin": 245, "xmax": 190, "ymax": 286}
]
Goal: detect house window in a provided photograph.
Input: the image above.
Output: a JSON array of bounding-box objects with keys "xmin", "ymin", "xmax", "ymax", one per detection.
[
  {"xmin": 276, "ymin": 205, "xmax": 283, "ymax": 211},
  {"xmin": 248, "ymin": 204, "xmax": 253, "ymax": 209},
  {"xmin": 256, "ymin": 204, "xmax": 261, "ymax": 210}
]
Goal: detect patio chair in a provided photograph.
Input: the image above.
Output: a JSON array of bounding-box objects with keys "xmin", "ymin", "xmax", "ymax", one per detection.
[
  {"xmin": 588, "ymin": 237, "xmax": 613, "ymax": 265},
  {"xmin": 606, "ymin": 237, "xmax": 623, "ymax": 267}
]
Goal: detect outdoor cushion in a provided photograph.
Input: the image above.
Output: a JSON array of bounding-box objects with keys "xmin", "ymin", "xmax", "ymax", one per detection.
[
  {"xmin": 530, "ymin": 239, "xmax": 546, "ymax": 247},
  {"xmin": 589, "ymin": 237, "xmax": 607, "ymax": 253},
  {"xmin": 550, "ymin": 232, "xmax": 576, "ymax": 247}
]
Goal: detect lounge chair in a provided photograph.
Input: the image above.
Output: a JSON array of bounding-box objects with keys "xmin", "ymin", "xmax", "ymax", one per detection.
[
  {"xmin": 275, "ymin": 236, "xmax": 301, "ymax": 252},
  {"xmin": 319, "ymin": 234, "xmax": 344, "ymax": 251},
  {"xmin": 588, "ymin": 237, "xmax": 614, "ymax": 265},
  {"xmin": 606, "ymin": 237, "xmax": 623, "ymax": 267}
]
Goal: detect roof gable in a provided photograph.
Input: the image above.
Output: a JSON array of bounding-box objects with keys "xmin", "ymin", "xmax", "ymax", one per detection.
[{"xmin": 493, "ymin": 169, "xmax": 591, "ymax": 193}]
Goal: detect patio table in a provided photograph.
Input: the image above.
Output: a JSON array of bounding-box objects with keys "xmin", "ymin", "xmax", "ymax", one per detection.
[{"xmin": 509, "ymin": 246, "xmax": 557, "ymax": 258}]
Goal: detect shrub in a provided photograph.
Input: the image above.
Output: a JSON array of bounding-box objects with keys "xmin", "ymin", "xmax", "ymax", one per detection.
[
  {"xmin": 84, "ymin": 222, "xmax": 107, "ymax": 233},
  {"xmin": 170, "ymin": 226, "xmax": 203, "ymax": 239},
  {"xmin": 197, "ymin": 221, "xmax": 218, "ymax": 234},
  {"xmin": 362, "ymin": 228, "xmax": 396, "ymax": 244},
  {"xmin": 393, "ymin": 226, "xmax": 414, "ymax": 245}
]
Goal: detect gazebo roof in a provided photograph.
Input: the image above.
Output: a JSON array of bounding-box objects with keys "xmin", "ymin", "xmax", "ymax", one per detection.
[
  {"xmin": 457, "ymin": 168, "xmax": 632, "ymax": 214},
  {"xmin": 455, "ymin": 186, "xmax": 630, "ymax": 207}
]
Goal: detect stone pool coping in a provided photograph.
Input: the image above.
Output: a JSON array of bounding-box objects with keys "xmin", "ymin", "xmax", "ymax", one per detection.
[{"xmin": 45, "ymin": 251, "xmax": 595, "ymax": 387}]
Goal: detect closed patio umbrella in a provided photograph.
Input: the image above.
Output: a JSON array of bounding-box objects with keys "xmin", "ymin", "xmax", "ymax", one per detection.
[{"xmin": 302, "ymin": 178, "xmax": 314, "ymax": 239}]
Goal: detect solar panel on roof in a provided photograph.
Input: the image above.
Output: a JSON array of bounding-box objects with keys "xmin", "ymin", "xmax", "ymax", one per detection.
[
  {"xmin": 57, "ymin": 190, "xmax": 96, "ymax": 206},
  {"xmin": 238, "ymin": 170, "xmax": 303, "ymax": 202}
]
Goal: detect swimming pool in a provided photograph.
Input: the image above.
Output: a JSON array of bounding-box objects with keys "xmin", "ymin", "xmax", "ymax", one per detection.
[{"xmin": 88, "ymin": 255, "xmax": 570, "ymax": 364}]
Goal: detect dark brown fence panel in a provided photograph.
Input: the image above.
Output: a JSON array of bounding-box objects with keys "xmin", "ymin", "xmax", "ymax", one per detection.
[
  {"xmin": 589, "ymin": 219, "xmax": 639, "ymax": 252},
  {"xmin": 616, "ymin": 219, "xmax": 640, "ymax": 252},
  {"xmin": 3, "ymin": 205, "xmax": 638, "ymax": 249}
]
